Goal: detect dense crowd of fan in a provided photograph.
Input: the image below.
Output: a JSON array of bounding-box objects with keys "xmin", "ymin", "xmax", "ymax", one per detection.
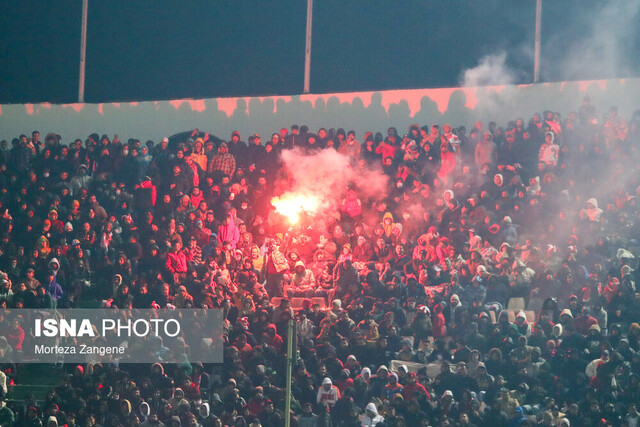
[{"xmin": 1, "ymin": 96, "xmax": 640, "ymax": 426}]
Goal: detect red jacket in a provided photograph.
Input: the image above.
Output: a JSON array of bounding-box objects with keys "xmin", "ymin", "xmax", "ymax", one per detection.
[
  {"xmin": 574, "ymin": 315, "xmax": 598, "ymax": 336},
  {"xmin": 375, "ymin": 142, "xmax": 396, "ymax": 162},
  {"xmin": 139, "ymin": 180, "xmax": 157, "ymax": 206},
  {"xmin": 432, "ymin": 310, "xmax": 446, "ymax": 338},
  {"xmin": 247, "ymin": 397, "xmax": 266, "ymax": 415},
  {"xmin": 166, "ymin": 251, "xmax": 188, "ymax": 274},
  {"xmin": 335, "ymin": 378, "xmax": 354, "ymax": 393},
  {"xmin": 267, "ymin": 331, "xmax": 283, "ymax": 353},
  {"xmin": 190, "ymin": 192, "xmax": 204, "ymax": 209},
  {"xmin": 403, "ymin": 381, "xmax": 430, "ymax": 401},
  {"xmin": 217, "ymin": 217, "xmax": 240, "ymax": 249}
]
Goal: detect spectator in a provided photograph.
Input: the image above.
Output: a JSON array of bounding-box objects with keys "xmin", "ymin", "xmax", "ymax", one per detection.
[
  {"xmin": 208, "ymin": 142, "xmax": 236, "ymax": 179},
  {"xmin": 317, "ymin": 378, "xmax": 340, "ymax": 407}
]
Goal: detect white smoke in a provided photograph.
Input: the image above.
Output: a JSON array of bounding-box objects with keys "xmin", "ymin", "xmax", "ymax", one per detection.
[
  {"xmin": 559, "ymin": 1, "xmax": 640, "ymax": 81},
  {"xmin": 276, "ymin": 148, "xmax": 388, "ymax": 224},
  {"xmin": 460, "ymin": 52, "xmax": 517, "ymax": 87}
]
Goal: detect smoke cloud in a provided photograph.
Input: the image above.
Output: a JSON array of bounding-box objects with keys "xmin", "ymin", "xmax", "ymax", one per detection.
[
  {"xmin": 458, "ymin": 52, "xmax": 523, "ymax": 122},
  {"xmin": 558, "ymin": 1, "xmax": 640, "ymax": 81},
  {"xmin": 460, "ymin": 52, "xmax": 518, "ymax": 87},
  {"xmin": 275, "ymin": 148, "xmax": 388, "ymax": 229}
]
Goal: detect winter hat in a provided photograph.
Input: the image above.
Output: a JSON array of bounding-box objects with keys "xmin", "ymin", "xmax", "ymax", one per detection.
[
  {"xmin": 560, "ymin": 309, "xmax": 573, "ymax": 318},
  {"xmin": 417, "ymin": 305, "xmax": 430, "ymax": 315}
]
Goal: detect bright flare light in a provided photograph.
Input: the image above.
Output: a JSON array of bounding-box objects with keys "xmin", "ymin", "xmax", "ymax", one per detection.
[{"xmin": 271, "ymin": 193, "xmax": 321, "ymax": 224}]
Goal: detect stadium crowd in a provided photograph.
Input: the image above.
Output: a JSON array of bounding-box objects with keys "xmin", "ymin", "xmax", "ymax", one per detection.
[{"xmin": 1, "ymin": 97, "xmax": 640, "ymax": 426}]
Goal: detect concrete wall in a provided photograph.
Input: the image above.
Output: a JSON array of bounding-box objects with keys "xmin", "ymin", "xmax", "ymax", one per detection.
[{"xmin": 1, "ymin": 78, "xmax": 639, "ymax": 143}]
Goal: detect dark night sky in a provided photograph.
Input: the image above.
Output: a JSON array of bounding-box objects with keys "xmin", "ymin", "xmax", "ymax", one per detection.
[{"xmin": 1, "ymin": 0, "xmax": 639, "ymax": 104}]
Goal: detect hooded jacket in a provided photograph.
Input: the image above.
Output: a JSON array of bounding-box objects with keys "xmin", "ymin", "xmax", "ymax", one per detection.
[
  {"xmin": 551, "ymin": 323, "xmax": 563, "ymax": 340},
  {"xmin": 36, "ymin": 235, "xmax": 52, "ymax": 258},
  {"xmin": 198, "ymin": 402, "xmax": 218, "ymax": 427},
  {"xmin": 361, "ymin": 402, "xmax": 384, "ymax": 426},
  {"xmin": 381, "ymin": 212, "xmax": 395, "ymax": 237},
  {"xmin": 432, "ymin": 304, "xmax": 446, "ymax": 338},
  {"xmin": 48, "ymin": 257, "xmax": 60, "ymax": 272},
  {"xmin": 507, "ymin": 406, "xmax": 528, "ymax": 427},
  {"xmin": 70, "ymin": 165, "xmax": 92, "ymax": 195},
  {"xmin": 358, "ymin": 367, "xmax": 372, "ymax": 383},
  {"xmin": 581, "ymin": 197, "xmax": 603, "ymax": 222},
  {"xmin": 217, "ymin": 215, "xmax": 240, "ymax": 249},
  {"xmin": 199, "ymin": 402, "xmax": 210, "ymax": 418},
  {"xmin": 316, "ymin": 378, "xmax": 340, "ymax": 406},
  {"xmin": 48, "ymin": 257, "xmax": 67, "ymax": 286},
  {"xmin": 166, "ymin": 246, "xmax": 188, "ymax": 274},
  {"xmin": 139, "ymin": 402, "xmax": 150, "ymax": 420},
  {"xmin": 189, "ymin": 189, "xmax": 204, "ymax": 209},
  {"xmin": 515, "ymin": 311, "xmax": 532, "ymax": 337},
  {"xmin": 341, "ymin": 189, "xmax": 362, "ymax": 218},
  {"xmin": 290, "ymin": 261, "xmax": 316, "ymax": 290},
  {"xmin": 121, "ymin": 399, "xmax": 132, "ymax": 417},
  {"xmin": 191, "ymin": 141, "xmax": 209, "ymax": 171},
  {"xmin": 47, "ymin": 275, "xmax": 64, "ymax": 301},
  {"xmin": 402, "ymin": 376, "xmax": 430, "ymax": 401}
]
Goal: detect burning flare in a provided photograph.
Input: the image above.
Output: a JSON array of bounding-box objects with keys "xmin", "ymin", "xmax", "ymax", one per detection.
[{"xmin": 271, "ymin": 193, "xmax": 321, "ymax": 224}]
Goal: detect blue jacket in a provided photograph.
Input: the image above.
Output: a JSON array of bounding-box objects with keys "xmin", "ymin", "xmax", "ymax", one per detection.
[{"xmin": 47, "ymin": 279, "xmax": 64, "ymax": 300}]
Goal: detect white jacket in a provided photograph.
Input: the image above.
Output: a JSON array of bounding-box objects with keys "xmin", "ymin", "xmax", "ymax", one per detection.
[{"xmin": 361, "ymin": 403, "xmax": 384, "ymax": 426}]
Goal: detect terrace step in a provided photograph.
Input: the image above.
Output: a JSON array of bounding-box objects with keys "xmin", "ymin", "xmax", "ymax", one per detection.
[{"xmin": 7, "ymin": 384, "xmax": 53, "ymax": 401}]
